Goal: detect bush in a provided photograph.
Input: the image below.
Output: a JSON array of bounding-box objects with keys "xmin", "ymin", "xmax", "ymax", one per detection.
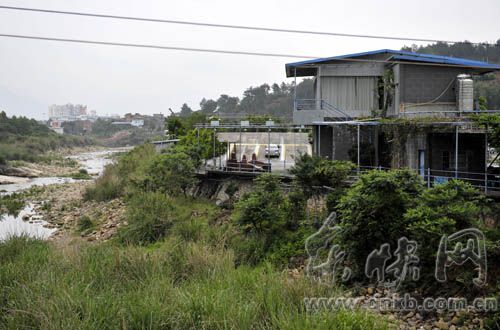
[
  {"xmin": 337, "ymin": 169, "xmax": 423, "ymax": 275},
  {"xmin": 405, "ymin": 180, "xmax": 487, "ymax": 288},
  {"xmin": 289, "ymin": 153, "xmax": 354, "ymax": 197},
  {"xmin": 83, "ymin": 165, "xmax": 121, "ymax": 201},
  {"xmin": 145, "ymin": 151, "xmax": 198, "ymax": 196},
  {"xmin": 118, "ymin": 191, "xmax": 176, "ymax": 245}
]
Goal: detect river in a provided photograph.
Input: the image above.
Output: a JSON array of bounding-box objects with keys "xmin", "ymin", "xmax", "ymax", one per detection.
[{"xmin": 0, "ymin": 148, "xmax": 130, "ymax": 241}]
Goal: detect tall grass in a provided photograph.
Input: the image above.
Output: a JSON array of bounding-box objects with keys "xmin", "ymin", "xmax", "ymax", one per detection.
[{"xmin": 0, "ymin": 236, "xmax": 387, "ymax": 329}]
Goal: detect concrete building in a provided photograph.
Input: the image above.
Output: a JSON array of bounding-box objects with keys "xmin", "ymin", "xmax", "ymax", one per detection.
[{"xmin": 285, "ymin": 49, "xmax": 500, "ymax": 192}]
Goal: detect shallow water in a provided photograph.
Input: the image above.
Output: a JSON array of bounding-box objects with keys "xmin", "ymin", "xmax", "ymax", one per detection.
[
  {"xmin": 0, "ymin": 148, "xmax": 130, "ymax": 241},
  {"xmin": 0, "ymin": 204, "xmax": 56, "ymax": 241}
]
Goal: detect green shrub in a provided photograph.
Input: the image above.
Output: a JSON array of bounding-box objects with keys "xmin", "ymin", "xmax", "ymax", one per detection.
[
  {"xmin": 118, "ymin": 191, "xmax": 176, "ymax": 245},
  {"xmin": 289, "ymin": 153, "xmax": 354, "ymax": 197},
  {"xmin": 405, "ymin": 179, "xmax": 487, "ymax": 288},
  {"xmin": 145, "ymin": 151, "xmax": 198, "ymax": 196},
  {"xmin": 84, "ymin": 165, "xmax": 121, "ymax": 201},
  {"xmin": 337, "ymin": 169, "xmax": 423, "ymax": 275}
]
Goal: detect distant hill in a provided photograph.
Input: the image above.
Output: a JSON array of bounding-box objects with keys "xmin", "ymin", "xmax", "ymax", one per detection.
[
  {"xmin": 402, "ymin": 41, "xmax": 500, "ymax": 109},
  {"xmin": 0, "ymin": 111, "xmax": 93, "ymax": 163},
  {"xmin": 185, "ymin": 79, "xmax": 314, "ymax": 122}
]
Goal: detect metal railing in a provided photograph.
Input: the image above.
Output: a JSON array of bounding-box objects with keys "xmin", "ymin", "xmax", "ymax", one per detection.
[
  {"xmin": 356, "ymin": 166, "xmax": 500, "ymax": 195},
  {"xmin": 294, "ymin": 99, "xmax": 352, "ymax": 121}
]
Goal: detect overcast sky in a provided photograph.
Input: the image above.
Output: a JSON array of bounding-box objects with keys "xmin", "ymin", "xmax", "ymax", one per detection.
[{"xmin": 1, "ymin": 0, "xmax": 499, "ymax": 119}]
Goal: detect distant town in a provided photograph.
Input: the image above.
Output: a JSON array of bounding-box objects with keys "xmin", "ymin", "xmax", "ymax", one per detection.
[{"xmin": 47, "ymin": 103, "xmax": 165, "ymax": 135}]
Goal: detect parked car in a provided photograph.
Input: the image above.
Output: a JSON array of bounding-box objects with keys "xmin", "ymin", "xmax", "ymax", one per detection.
[{"xmin": 265, "ymin": 144, "xmax": 281, "ymax": 158}]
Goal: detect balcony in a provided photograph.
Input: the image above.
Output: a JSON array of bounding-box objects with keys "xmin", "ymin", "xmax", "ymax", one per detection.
[{"xmin": 293, "ymin": 99, "xmax": 351, "ymax": 125}]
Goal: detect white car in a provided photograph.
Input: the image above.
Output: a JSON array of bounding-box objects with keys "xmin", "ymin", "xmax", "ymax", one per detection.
[{"xmin": 265, "ymin": 144, "xmax": 281, "ymax": 158}]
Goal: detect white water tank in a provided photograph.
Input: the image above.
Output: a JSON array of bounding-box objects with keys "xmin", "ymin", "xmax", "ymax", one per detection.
[{"xmin": 456, "ymin": 74, "xmax": 474, "ymax": 112}]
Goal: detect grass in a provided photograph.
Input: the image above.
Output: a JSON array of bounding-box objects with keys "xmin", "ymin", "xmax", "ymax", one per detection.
[
  {"xmin": 0, "ymin": 193, "xmax": 25, "ymax": 216},
  {"xmin": 64, "ymin": 169, "xmax": 93, "ymax": 180},
  {"xmin": 0, "ymin": 236, "xmax": 388, "ymax": 330}
]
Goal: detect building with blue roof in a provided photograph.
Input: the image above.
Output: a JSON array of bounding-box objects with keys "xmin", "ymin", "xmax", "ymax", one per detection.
[{"xmin": 285, "ymin": 49, "xmax": 500, "ymax": 194}]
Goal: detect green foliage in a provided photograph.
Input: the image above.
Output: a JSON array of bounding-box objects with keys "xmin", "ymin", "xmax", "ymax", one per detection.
[
  {"xmin": 234, "ymin": 174, "xmax": 286, "ymax": 237},
  {"xmin": 0, "ymin": 236, "xmax": 387, "ymax": 329},
  {"xmin": 118, "ymin": 191, "xmax": 175, "ymax": 245},
  {"xmin": 0, "ymin": 193, "xmax": 25, "ymax": 216},
  {"xmin": 337, "ymin": 169, "xmax": 423, "ymax": 273},
  {"xmin": 83, "ymin": 165, "xmax": 122, "ymax": 202},
  {"xmin": 289, "ymin": 153, "xmax": 354, "ymax": 196},
  {"xmin": 145, "ymin": 152, "xmax": 198, "ymax": 196},
  {"xmin": 177, "ymin": 128, "xmax": 227, "ymax": 165},
  {"xmin": 84, "ymin": 144, "xmax": 157, "ymax": 201},
  {"xmin": 405, "ymin": 180, "xmax": 487, "ymax": 279},
  {"xmin": 77, "ymin": 215, "xmax": 95, "ymax": 234},
  {"xmin": 0, "ymin": 111, "xmax": 94, "ymax": 162},
  {"xmin": 65, "ymin": 169, "xmax": 92, "ymax": 180},
  {"xmin": 232, "ymin": 174, "xmax": 313, "ymax": 266},
  {"xmin": 471, "ymin": 113, "xmax": 500, "ymax": 151}
]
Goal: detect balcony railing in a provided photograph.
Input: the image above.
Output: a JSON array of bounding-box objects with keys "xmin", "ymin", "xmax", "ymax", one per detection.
[{"xmin": 294, "ymin": 99, "xmax": 351, "ymax": 121}]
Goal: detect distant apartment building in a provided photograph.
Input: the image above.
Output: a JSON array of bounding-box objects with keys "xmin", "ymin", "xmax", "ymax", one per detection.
[{"xmin": 48, "ymin": 104, "xmax": 88, "ymax": 120}]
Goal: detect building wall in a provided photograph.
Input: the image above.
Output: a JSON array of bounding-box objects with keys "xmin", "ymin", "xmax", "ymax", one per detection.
[{"xmin": 398, "ymin": 65, "xmax": 474, "ymax": 115}]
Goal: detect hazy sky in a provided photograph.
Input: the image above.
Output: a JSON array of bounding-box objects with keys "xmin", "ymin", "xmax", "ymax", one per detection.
[{"xmin": 1, "ymin": 0, "xmax": 499, "ymax": 119}]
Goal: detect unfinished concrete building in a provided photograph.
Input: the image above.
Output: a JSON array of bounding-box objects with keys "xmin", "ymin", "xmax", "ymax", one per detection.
[{"xmin": 286, "ymin": 49, "xmax": 500, "ymax": 193}]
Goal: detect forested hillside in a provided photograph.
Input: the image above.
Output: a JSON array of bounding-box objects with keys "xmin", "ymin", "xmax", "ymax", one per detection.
[
  {"xmin": 402, "ymin": 40, "xmax": 500, "ymax": 109},
  {"xmin": 0, "ymin": 111, "xmax": 93, "ymax": 163},
  {"xmin": 179, "ymin": 79, "xmax": 314, "ymax": 121}
]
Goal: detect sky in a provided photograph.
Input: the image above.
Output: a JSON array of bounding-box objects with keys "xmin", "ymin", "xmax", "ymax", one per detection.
[{"xmin": 0, "ymin": 0, "xmax": 499, "ymax": 119}]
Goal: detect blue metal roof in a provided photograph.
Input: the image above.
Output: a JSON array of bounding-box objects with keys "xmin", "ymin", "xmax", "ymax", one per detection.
[{"xmin": 285, "ymin": 49, "xmax": 500, "ymax": 77}]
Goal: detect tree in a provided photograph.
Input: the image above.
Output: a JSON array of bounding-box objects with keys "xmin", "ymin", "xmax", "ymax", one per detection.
[
  {"xmin": 179, "ymin": 103, "xmax": 193, "ymax": 117},
  {"xmin": 166, "ymin": 116, "xmax": 185, "ymax": 138},
  {"xmin": 216, "ymin": 94, "xmax": 239, "ymax": 114},
  {"xmin": 177, "ymin": 128, "xmax": 226, "ymax": 166},
  {"xmin": 405, "ymin": 180, "xmax": 486, "ymax": 277},
  {"xmin": 199, "ymin": 98, "xmax": 218, "ymax": 114},
  {"xmin": 289, "ymin": 153, "xmax": 354, "ymax": 197},
  {"xmin": 337, "ymin": 169, "xmax": 423, "ymax": 274},
  {"xmin": 146, "ymin": 152, "xmax": 198, "ymax": 196},
  {"xmin": 234, "ymin": 174, "xmax": 286, "ymax": 240}
]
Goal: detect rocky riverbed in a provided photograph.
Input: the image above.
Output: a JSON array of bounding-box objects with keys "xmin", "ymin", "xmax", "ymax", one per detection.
[{"xmin": 0, "ymin": 147, "xmax": 129, "ymax": 242}]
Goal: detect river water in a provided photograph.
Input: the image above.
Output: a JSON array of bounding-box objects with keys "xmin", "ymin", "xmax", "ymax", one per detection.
[{"xmin": 0, "ymin": 148, "xmax": 130, "ymax": 241}]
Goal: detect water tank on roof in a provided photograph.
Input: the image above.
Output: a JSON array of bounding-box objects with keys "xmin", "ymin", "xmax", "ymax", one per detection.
[{"xmin": 456, "ymin": 74, "xmax": 474, "ymax": 112}]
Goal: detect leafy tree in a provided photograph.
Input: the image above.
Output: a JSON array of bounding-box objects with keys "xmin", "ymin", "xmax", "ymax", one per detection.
[
  {"xmin": 165, "ymin": 116, "xmax": 185, "ymax": 138},
  {"xmin": 234, "ymin": 174, "xmax": 286, "ymax": 239},
  {"xmin": 289, "ymin": 153, "xmax": 354, "ymax": 197},
  {"xmin": 337, "ymin": 169, "xmax": 423, "ymax": 274},
  {"xmin": 199, "ymin": 98, "xmax": 218, "ymax": 114},
  {"xmin": 177, "ymin": 128, "xmax": 227, "ymax": 166},
  {"xmin": 146, "ymin": 152, "xmax": 198, "ymax": 196},
  {"xmin": 216, "ymin": 94, "xmax": 239, "ymax": 114},
  {"xmin": 405, "ymin": 180, "xmax": 487, "ymax": 276},
  {"xmin": 180, "ymin": 103, "xmax": 193, "ymax": 117}
]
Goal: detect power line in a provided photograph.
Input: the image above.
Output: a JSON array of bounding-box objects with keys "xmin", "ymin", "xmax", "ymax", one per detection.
[
  {"xmin": 1, "ymin": 33, "xmax": 499, "ymax": 70},
  {"xmin": 0, "ymin": 33, "xmax": 319, "ymax": 59},
  {"xmin": 0, "ymin": 5, "xmax": 498, "ymax": 46}
]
